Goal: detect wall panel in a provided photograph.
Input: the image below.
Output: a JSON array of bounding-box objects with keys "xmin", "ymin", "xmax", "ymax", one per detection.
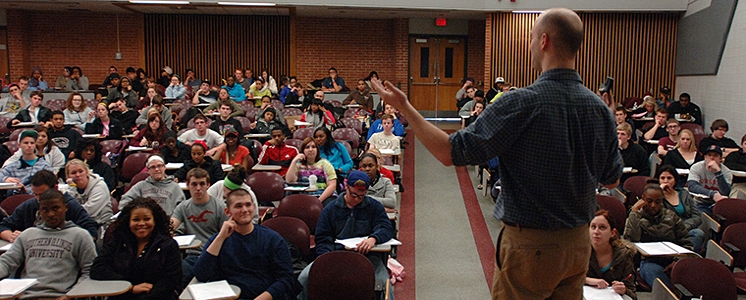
[
  {"xmin": 144, "ymin": 14, "xmax": 290, "ymax": 84},
  {"xmin": 488, "ymin": 12, "xmax": 680, "ymax": 102}
]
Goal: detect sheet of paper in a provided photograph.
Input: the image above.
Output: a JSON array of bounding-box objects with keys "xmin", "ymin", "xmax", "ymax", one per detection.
[
  {"xmin": 173, "ymin": 235, "xmax": 196, "ymax": 247},
  {"xmin": 0, "ymin": 243, "xmax": 12, "ymax": 251},
  {"xmin": 166, "ymin": 163, "xmax": 184, "ymax": 169},
  {"xmin": 0, "ymin": 183, "xmax": 19, "ymax": 188},
  {"xmin": 335, "ymin": 237, "xmax": 402, "ymax": 249},
  {"xmin": 187, "ymin": 280, "xmax": 237, "ymax": 300},
  {"xmin": 635, "ymin": 242, "xmax": 692, "ymax": 256},
  {"xmin": 128, "ymin": 146, "xmax": 148, "ymax": 151},
  {"xmin": 81, "ymin": 134, "xmax": 100, "ymax": 138},
  {"xmin": 662, "ymin": 241, "xmax": 694, "ymax": 255},
  {"xmin": 0, "ymin": 278, "xmax": 37, "ymax": 297},
  {"xmin": 582, "ymin": 286, "xmax": 623, "ymax": 300}
]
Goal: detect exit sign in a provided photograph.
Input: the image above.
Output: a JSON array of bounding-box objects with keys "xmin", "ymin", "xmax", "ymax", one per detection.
[{"xmin": 435, "ymin": 18, "xmax": 447, "ymax": 27}]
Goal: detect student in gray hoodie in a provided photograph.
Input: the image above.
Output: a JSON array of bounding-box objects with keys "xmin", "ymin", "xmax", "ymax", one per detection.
[
  {"xmin": 120, "ymin": 155, "xmax": 185, "ymax": 216},
  {"xmin": 0, "ymin": 189, "xmax": 97, "ymax": 299},
  {"xmin": 63, "ymin": 159, "xmax": 113, "ymax": 226}
]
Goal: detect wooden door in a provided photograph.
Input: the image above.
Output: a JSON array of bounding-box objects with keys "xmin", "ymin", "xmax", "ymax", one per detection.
[
  {"xmin": 408, "ymin": 37, "xmax": 466, "ymax": 116},
  {"xmin": 0, "ymin": 28, "xmax": 8, "ymax": 85}
]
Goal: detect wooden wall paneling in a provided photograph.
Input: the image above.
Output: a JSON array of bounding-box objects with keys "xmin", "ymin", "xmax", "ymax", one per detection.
[
  {"xmin": 144, "ymin": 14, "xmax": 291, "ymax": 86},
  {"xmin": 488, "ymin": 12, "xmax": 679, "ymax": 103}
]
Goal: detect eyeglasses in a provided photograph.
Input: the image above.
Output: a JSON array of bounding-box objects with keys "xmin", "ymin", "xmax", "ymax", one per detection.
[
  {"xmin": 147, "ymin": 164, "xmax": 165, "ymax": 170},
  {"xmin": 347, "ymin": 190, "xmax": 366, "ymax": 199}
]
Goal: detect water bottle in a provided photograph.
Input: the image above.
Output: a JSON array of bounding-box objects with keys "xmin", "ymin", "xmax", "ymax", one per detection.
[{"xmin": 308, "ymin": 175, "xmax": 317, "ymax": 189}]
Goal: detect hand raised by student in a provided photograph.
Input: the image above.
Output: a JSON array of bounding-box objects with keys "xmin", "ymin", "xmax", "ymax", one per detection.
[
  {"xmin": 371, "ymin": 79, "xmax": 407, "ymax": 113},
  {"xmin": 217, "ymin": 219, "xmax": 237, "ymax": 240},
  {"xmin": 132, "ymin": 283, "xmax": 153, "ymax": 294}
]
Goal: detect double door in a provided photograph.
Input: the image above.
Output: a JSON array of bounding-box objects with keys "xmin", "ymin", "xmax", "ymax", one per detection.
[{"xmin": 408, "ymin": 37, "xmax": 466, "ymax": 116}]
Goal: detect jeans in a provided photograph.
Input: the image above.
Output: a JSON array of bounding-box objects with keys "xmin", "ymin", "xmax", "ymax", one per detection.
[
  {"xmin": 689, "ymin": 228, "xmax": 705, "ymax": 254},
  {"xmin": 640, "ymin": 259, "xmax": 671, "ymax": 287},
  {"xmin": 182, "ymin": 254, "xmax": 199, "ymax": 288},
  {"xmin": 696, "ymin": 202, "xmax": 714, "ymax": 217}
]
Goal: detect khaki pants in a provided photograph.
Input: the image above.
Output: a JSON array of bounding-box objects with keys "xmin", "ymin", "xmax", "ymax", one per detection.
[{"xmin": 492, "ymin": 224, "xmax": 590, "ymax": 300}]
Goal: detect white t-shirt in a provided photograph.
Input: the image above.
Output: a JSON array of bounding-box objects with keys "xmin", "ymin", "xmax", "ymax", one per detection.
[{"xmin": 178, "ymin": 128, "xmax": 224, "ymax": 149}]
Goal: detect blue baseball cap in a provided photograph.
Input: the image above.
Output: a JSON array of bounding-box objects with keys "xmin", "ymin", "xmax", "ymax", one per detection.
[{"xmin": 346, "ymin": 170, "xmax": 370, "ymax": 190}]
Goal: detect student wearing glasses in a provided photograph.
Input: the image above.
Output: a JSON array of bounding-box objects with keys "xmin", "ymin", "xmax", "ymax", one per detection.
[
  {"xmin": 120, "ymin": 155, "xmax": 185, "ymax": 216},
  {"xmin": 657, "ymin": 119, "xmax": 680, "ymax": 157}
]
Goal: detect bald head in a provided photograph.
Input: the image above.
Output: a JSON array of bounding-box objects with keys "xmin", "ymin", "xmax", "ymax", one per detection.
[{"xmin": 535, "ymin": 8, "xmax": 584, "ymax": 59}]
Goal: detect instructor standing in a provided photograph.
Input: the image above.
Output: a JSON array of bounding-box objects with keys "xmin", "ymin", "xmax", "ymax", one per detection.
[{"xmin": 371, "ymin": 8, "xmax": 622, "ymax": 299}]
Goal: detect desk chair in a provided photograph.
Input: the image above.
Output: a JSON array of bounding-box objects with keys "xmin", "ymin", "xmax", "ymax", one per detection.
[
  {"xmin": 671, "ymin": 257, "xmax": 738, "ymax": 300},
  {"xmin": 246, "ymin": 172, "xmax": 285, "ymax": 206},
  {"xmin": 708, "ymin": 198, "xmax": 746, "ymax": 242},
  {"xmin": 100, "ymin": 139, "xmax": 128, "ymax": 169},
  {"xmin": 652, "ymin": 278, "xmax": 678, "ymax": 300},
  {"xmin": 283, "ymin": 108, "xmax": 303, "ymax": 117},
  {"xmin": 8, "ymin": 128, "xmax": 23, "ymax": 142},
  {"xmin": 649, "ymin": 153, "xmax": 661, "ymax": 177},
  {"xmin": 3, "ymin": 140, "xmax": 18, "ymax": 153},
  {"xmin": 308, "ymin": 251, "xmax": 376, "ymax": 300},
  {"xmin": 0, "ymin": 117, "xmax": 12, "ymax": 135},
  {"xmin": 235, "ymin": 116, "xmax": 252, "ymax": 133},
  {"xmin": 719, "ymin": 222, "xmax": 746, "ymax": 291},
  {"xmin": 46, "ymin": 99, "xmax": 67, "ymax": 111},
  {"xmin": 120, "ymin": 152, "xmax": 150, "ymax": 183},
  {"xmin": 285, "ymin": 138, "xmax": 303, "ymax": 151},
  {"xmin": 623, "ymin": 175, "xmax": 650, "ymax": 209},
  {"xmin": 276, "ymin": 194, "xmax": 323, "ymax": 235},
  {"xmin": 340, "ymin": 117, "xmax": 363, "ymax": 135},
  {"xmin": 293, "ymin": 128, "xmax": 315, "ymax": 141},
  {"xmin": 0, "ymin": 194, "xmax": 34, "ymax": 215},
  {"xmin": 595, "ymin": 195, "xmax": 627, "ymax": 232},
  {"xmin": 680, "ymin": 123, "xmax": 705, "ymax": 135}
]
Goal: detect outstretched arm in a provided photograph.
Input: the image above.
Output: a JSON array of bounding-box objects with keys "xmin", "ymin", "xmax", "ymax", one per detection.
[{"xmin": 371, "ymin": 79, "xmax": 453, "ymax": 166}]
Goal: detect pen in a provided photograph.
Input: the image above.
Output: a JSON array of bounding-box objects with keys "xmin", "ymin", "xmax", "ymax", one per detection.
[{"xmin": 624, "ymin": 274, "xmax": 633, "ymax": 281}]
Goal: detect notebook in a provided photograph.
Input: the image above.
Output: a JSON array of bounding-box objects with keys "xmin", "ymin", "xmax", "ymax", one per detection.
[{"xmin": 187, "ymin": 280, "xmax": 237, "ymax": 300}]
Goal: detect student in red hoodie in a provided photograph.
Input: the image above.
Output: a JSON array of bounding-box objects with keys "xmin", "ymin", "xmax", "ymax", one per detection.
[{"xmin": 257, "ymin": 128, "xmax": 299, "ymax": 177}]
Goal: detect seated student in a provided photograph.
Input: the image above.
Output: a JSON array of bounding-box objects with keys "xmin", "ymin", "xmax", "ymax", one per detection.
[
  {"xmin": 71, "ymin": 138, "xmax": 117, "ymax": 191},
  {"xmin": 160, "ymin": 136, "xmax": 191, "ymax": 164},
  {"xmin": 464, "ymin": 101, "xmax": 485, "ymax": 127},
  {"xmin": 297, "ymin": 170, "xmax": 394, "ymax": 300},
  {"xmin": 63, "ymin": 92, "xmax": 94, "ymax": 129},
  {"xmin": 85, "ymin": 102, "xmax": 125, "ymax": 140},
  {"xmin": 254, "ymin": 95, "xmax": 286, "ymax": 125},
  {"xmin": 135, "ymin": 96, "xmax": 174, "ymax": 130},
  {"xmin": 258, "ymin": 69, "xmax": 279, "ymax": 95},
  {"xmin": 365, "ymin": 148, "xmax": 395, "ymax": 184},
  {"xmin": 90, "ymin": 197, "xmax": 182, "ymax": 300},
  {"xmin": 3, "ymin": 125, "xmax": 65, "ymax": 175},
  {"xmin": 300, "ymin": 99, "xmax": 335, "ymax": 129},
  {"xmin": 251, "ymin": 107, "xmax": 286, "ymax": 137},
  {"xmin": 0, "ymin": 189, "xmax": 97, "ymax": 299},
  {"xmin": 178, "ymin": 115, "xmax": 225, "ymax": 156},
  {"xmin": 193, "ymin": 189, "xmax": 298, "ymax": 299},
  {"xmin": 278, "ymin": 76, "xmax": 293, "ymax": 104},
  {"xmin": 248, "ymin": 77, "xmax": 272, "ymax": 107},
  {"xmin": 206, "ymin": 167, "xmax": 260, "ymax": 224},
  {"xmin": 286, "ymin": 137, "xmax": 337, "ymax": 204},
  {"xmin": 458, "ymin": 90, "xmax": 486, "ymax": 118},
  {"xmin": 613, "ymin": 106, "xmax": 637, "ymax": 142},
  {"xmin": 617, "ymin": 123, "xmax": 649, "ymax": 183},
  {"xmin": 203, "ymin": 93, "xmax": 244, "ymax": 118},
  {"xmin": 27, "ymin": 66, "xmax": 49, "ymax": 91},
  {"xmin": 284, "ymin": 83, "xmax": 308, "ymax": 107},
  {"xmin": 0, "ymin": 84, "xmax": 27, "ymax": 116},
  {"xmin": 171, "ymin": 168, "xmax": 228, "ymax": 288},
  {"xmin": 0, "ymin": 170, "xmax": 99, "ymax": 242},
  {"xmin": 724, "ymin": 133, "xmax": 746, "ymax": 197},
  {"xmin": 642, "ymin": 108, "xmax": 669, "ymax": 142},
  {"xmin": 456, "ymin": 86, "xmax": 475, "ymax": 111},
  {"xmin": 213, "ymin": 128, "xmax": 251, "ymax": 171},
  {"xmin": 687, "ymin": 145, "xmax": 733, "ymax": 215},
  {"xmin": 624, "ymin": 180, "xmax": 693, "ymax": 288},
  {"xmin": 48, "ymin": 110, "xmax": 83, "ymax": 159},
  {"xmin": 209, "ymin": 100, "xmax": 244, "ymax": 136},
  {"xmin": 184, "ymin": 68, "xmax": 202, "ymax": 89},
  {"xmin": 0, "ymin": 130, "xmax": 55, "ymax": 195},
  {"xmin": 191, "ymin": 80, "xmax": 218, "ymax": 105},
  {"xmin": 321, "ymin": 67, "xmax": 347, "ymax": 92},
  {"xmin": 315, "ymin": 126, "xmax": 353, "ymax": 175},
  {"xmin": 359, "ymin": 153, "xmax": 397, "ymax": 211},
  {"xmin": 67, "ymin": 66, "xmax": 90, "ymax": 91},
  {"xmin": 165, "ymin": 74, "xmax": 187, "ymax": 99},
  {"xmin": 55, "ymin": 66, "xmax": 71, "ymax": 90},
  {"xmin": 222, "ymin": 76, "xmax": 246, "ymax": 102},
  {"xmin": 173, "ymin": 141, "xmax": 224, "ymax": 185},
  {"xmin": 343, "ymin": 79, "xmax": 375, "ymax": 111},
  {"xmin": 631, "ymin": 95, "xmax": 657, "ymax": 119},
  {"xmin": 130, "ymin": 111, "xmax": 175, "ymax": 150},
  {"xmin": 106, "ymin": 76, "xmax": 139, "ymax": 108},
  {"xmin": 134, "ymin": 87, "xmax": 160, "ymax": 112},
  {"xmin": 109, "ymin": 97, "xmax": 140, "ymax": 134},
  {"xmin": 699, "ymin": 119, "xmax": 741, "ymax": 158},
  {"xmin": 120, "ymin": 155, "xmax": 185, "ymax": 216},
  {"xmin": 257, "ymin": 128, "xmax": 299, "ymax": 177},
  {"xmin": 657, "ymin": 119, "xmax": 680, "ymax": 157},
  {"xmin": 586, "ymin": 210, "xmax": 637, "ymax": 300},
  {"xmin": 662, "ymin": 129, "xmax": 702, "ymax": 171},
  {"xmin": 367, "ymin": 114, "xmax": 401, "ymax": 152},
  {"xmin": 8, "ymin": 90, "xmax": 52, "ymax": 128},
  {"xmin": 656, "ymin": 165, "xmax": 704, "ymax": 253},
  {"xmin": 63, "ymin": 159, "xmax": 114, "ymax": 226},
  {"xmin": 666, "ymin": 93, "xmax": 703, "ymax": 126},
  {"xmin": 368, "ymin": 103, "xmax": 405, "ymax": 140}
]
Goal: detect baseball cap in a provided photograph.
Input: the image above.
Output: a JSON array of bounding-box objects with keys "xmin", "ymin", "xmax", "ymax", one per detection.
[
  {"xmin": 703, "ymin": 144, "xmax": 722, "ymax": 156},
  {"xmin": 346, "ymin": 170, "xmax": 370, "ymax": 190},
  {"xmin": 224, "ymin": 128, "xmax": 239, "ymax": 138},
  {"xmin": 19, "ymin": 130, "xmax": 38, "ymax": 142},
  {"xmin": 495, "ymin": 77, "xmax": 505, "ymax": 84}
]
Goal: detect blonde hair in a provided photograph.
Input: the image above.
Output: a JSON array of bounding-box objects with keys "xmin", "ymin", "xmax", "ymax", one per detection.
[
  {"xmin": 643, "ymin": 96, "xmax": 656, "ymax": 108},
  {"xmin": 676, "ymin": 129, "xmax": 698, "ymax": 152},
  {"xmin": 65, "ymin": 159, "xmax": 91, "ymax": 177}
]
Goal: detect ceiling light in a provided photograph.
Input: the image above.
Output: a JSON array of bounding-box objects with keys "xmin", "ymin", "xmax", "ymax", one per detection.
[
  {"xmin": 129, "ymin": 0, "xmax": 190, "ymax": 4},
  {"xmin": 218, "ymin": 1, "xmax": 276, "ymax": 6}
]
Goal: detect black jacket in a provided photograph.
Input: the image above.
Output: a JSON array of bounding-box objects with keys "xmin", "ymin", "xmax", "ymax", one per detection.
[
  {"xmin": 85, "ymin": 117, "xmax": 125, "ymax": 140},
  {"xmin": 8, "ymin": 106, "xmax": 52, "ymax": 128},
  {"xmin": 173, "ymin": 156, "xmax": 224, "ymax": 184},
  {"xmin": 48, "ymin": 125, "xmax": 82, "ymax": 158}
]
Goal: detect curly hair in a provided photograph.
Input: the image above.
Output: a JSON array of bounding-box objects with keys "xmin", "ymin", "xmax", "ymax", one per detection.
[
  {"xmin": 75, "ymin": 138, "xmax": 103, "ymax": 164},
  {"xmin": 111, "ymin": 197, "xmax": 173, "ymax": 242},
  {"xmin": 314, "ymin": 126, "xmax": 336, "ymax": 156}
]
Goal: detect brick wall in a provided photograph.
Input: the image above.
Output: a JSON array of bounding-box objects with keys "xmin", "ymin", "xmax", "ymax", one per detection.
[
  {"xmin": 295, "ymin": 17, "xmax": 406, "ymax": 91},
  {"xmin": 467, "ymin": 19, "xmax": 485, "ymax": 91},
  {"xmin": 7, "ymin": 10, "xmax": 143, "ymax": 86}
]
